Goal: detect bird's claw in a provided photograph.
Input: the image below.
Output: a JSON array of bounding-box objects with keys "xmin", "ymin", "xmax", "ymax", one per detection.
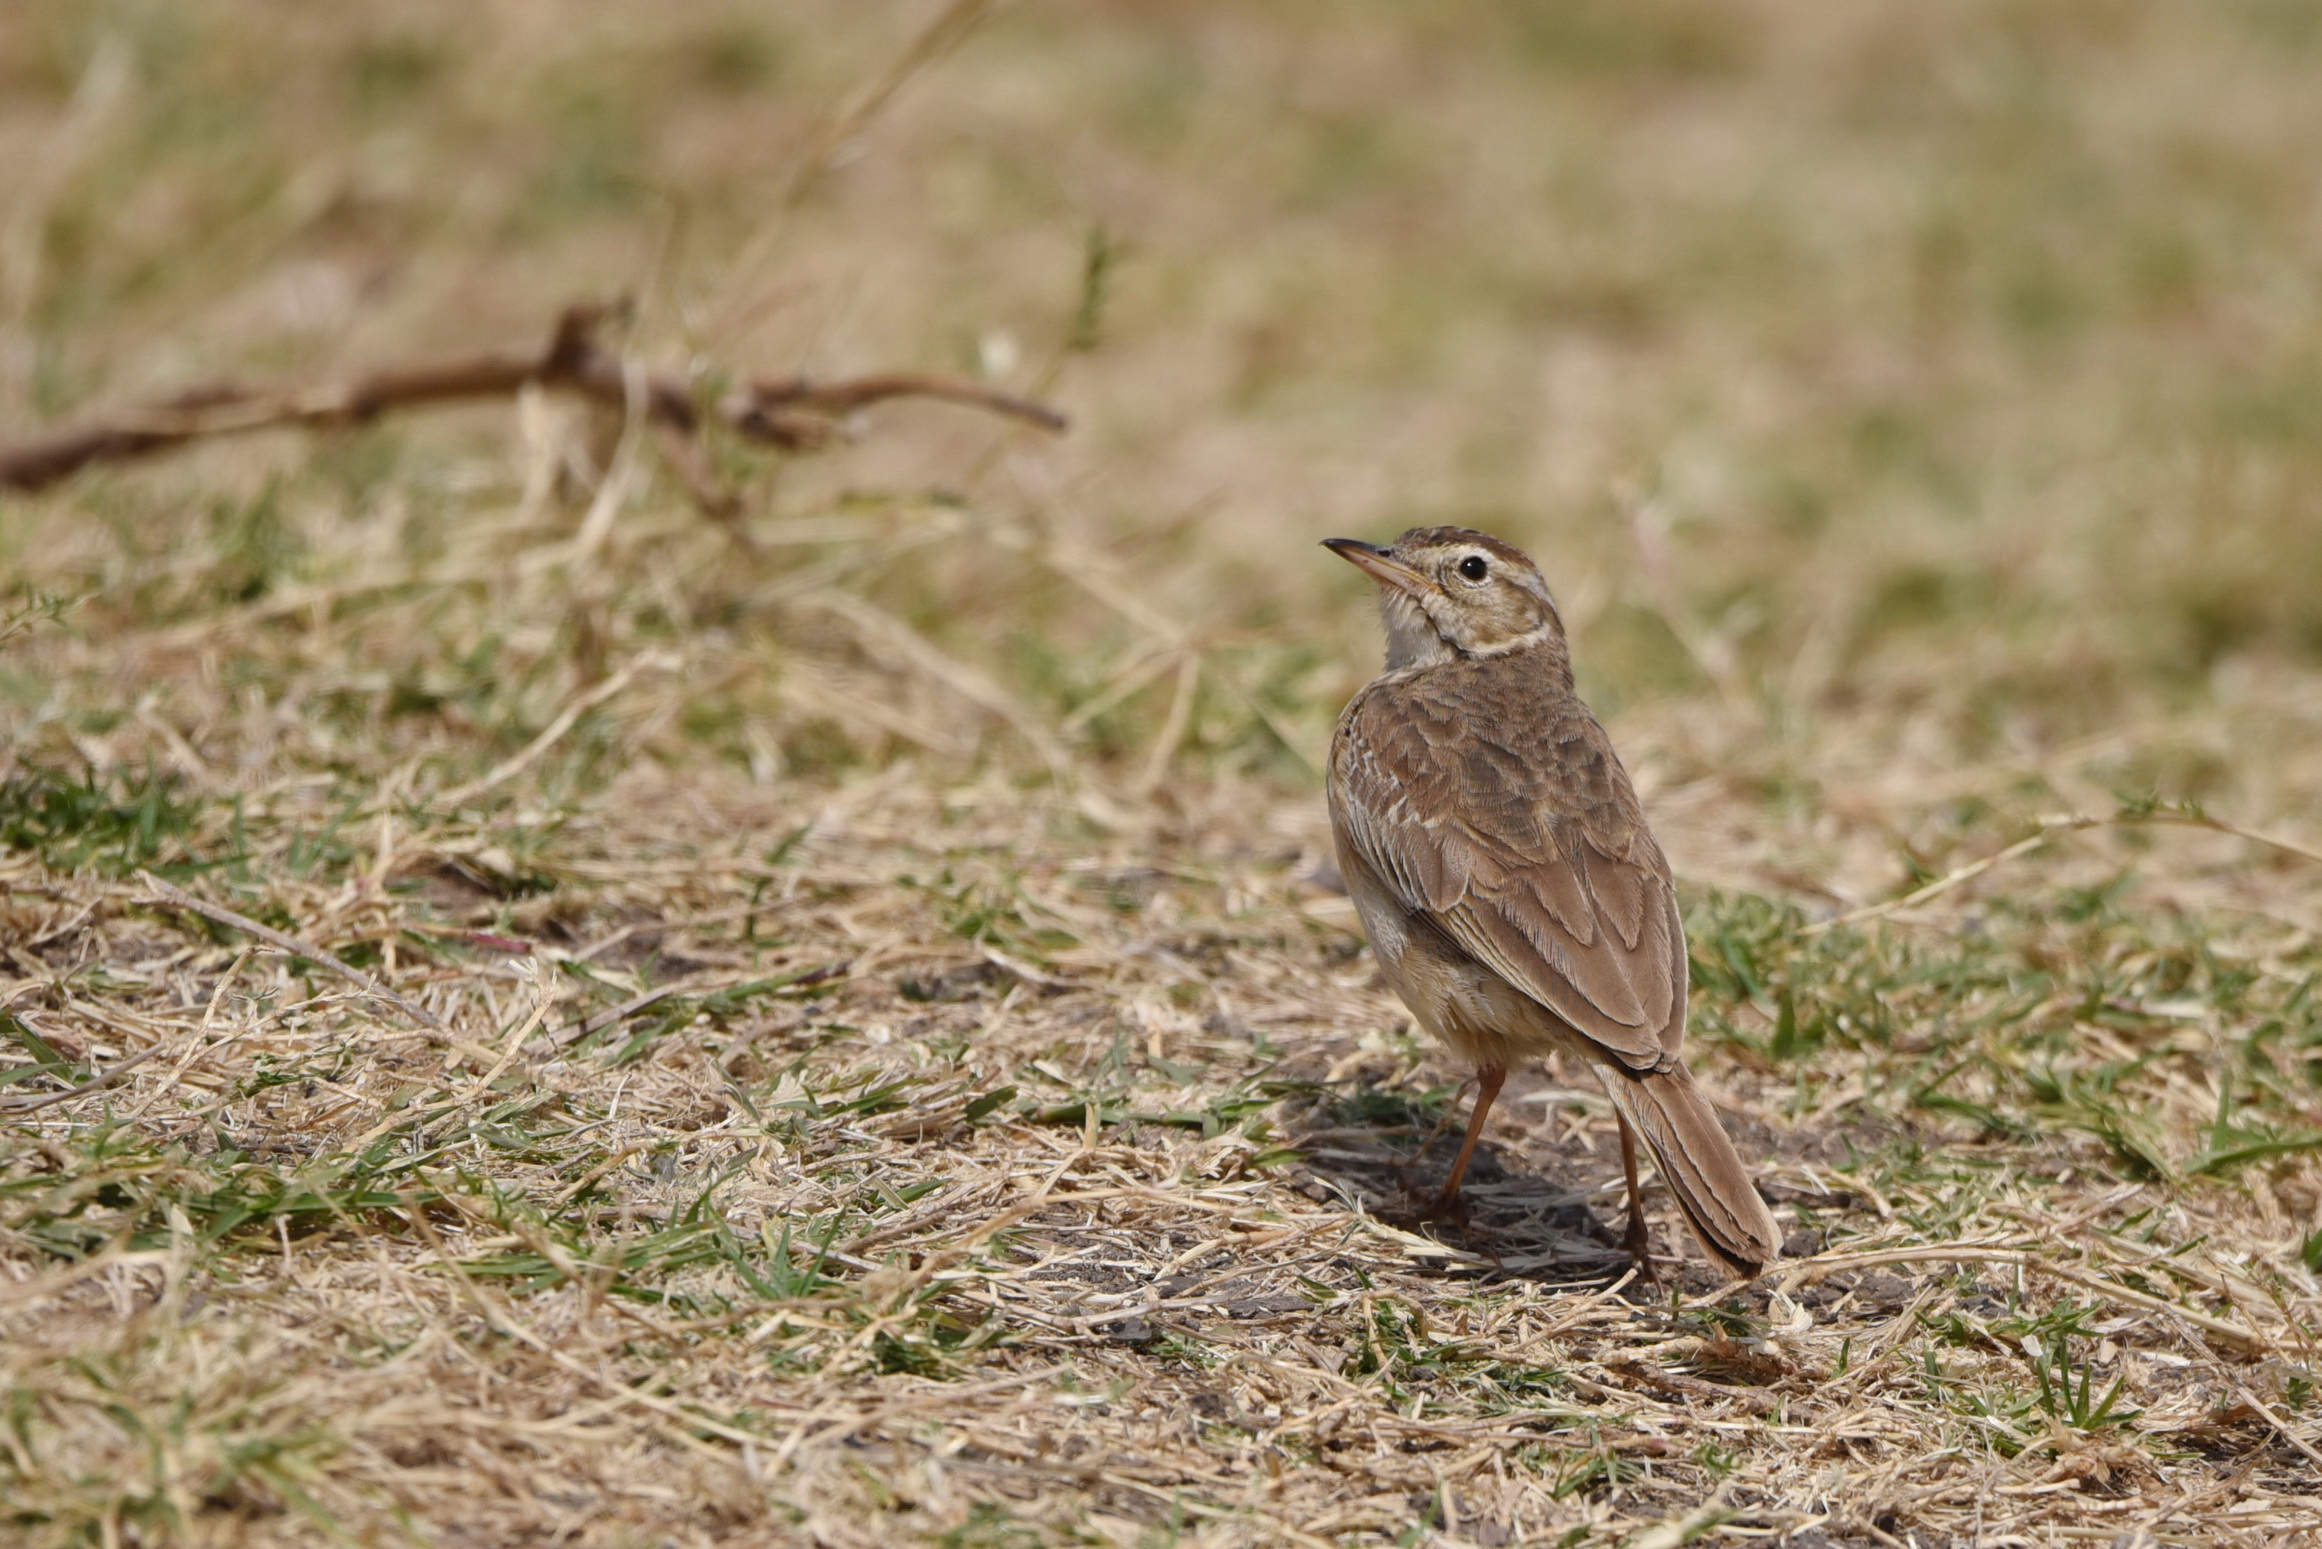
[
  {"xmin": 1619, "ymin": 1214, "xmax": 1661, "ymax": 1285},
  {"xmin": 1388, "ymin": 1177, "xmax": 1470, "ymax": 1229}
]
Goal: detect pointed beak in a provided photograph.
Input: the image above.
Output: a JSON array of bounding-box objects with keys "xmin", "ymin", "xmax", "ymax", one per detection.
[{"xmin": 1323, "ymin": 537, "xmax": 1434, "ymax": 599}]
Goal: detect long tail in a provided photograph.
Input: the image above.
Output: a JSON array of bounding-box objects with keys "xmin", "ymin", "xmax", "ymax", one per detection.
[{"xmin": 1602, "ymin": 1063, "xmax": 1780, "ymax": 1278}]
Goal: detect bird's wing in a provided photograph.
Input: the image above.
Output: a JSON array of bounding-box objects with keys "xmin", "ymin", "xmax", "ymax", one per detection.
[{"xmin": 1331, "ymin": 676, "xmax": 1684, "ymax": 1069}]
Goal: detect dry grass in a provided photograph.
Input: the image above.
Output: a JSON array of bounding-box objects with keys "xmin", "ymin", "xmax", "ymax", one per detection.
[{"xmin": 7, "ymin": 1, "xmax": 2322, "ymax": 1545}]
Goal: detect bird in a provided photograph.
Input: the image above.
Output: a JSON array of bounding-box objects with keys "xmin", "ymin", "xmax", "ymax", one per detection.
[{"xmin": 1323, "ymin": 525, "xmax": 1780, "ymax": 1279}]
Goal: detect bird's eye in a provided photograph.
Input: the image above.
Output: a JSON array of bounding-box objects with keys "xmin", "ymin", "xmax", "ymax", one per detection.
[{"xmin": 1458, "ymin": 555, "xmax": 1488, "ymax": 581}]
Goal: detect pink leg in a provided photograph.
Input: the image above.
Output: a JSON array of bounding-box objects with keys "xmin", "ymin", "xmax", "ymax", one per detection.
[
  {"xmin": 1614, "ymin": 1105, "xmax": 1657, "ymax": 1280},
  {"xmin": 1426, "ymin": 1062, "xmax": 1507, "ymax": 1218}
]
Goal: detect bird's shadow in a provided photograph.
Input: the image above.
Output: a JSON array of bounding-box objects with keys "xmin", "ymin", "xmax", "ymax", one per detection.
[{"xmin": 1281, "ymin": 1074, "xmax": 1640, "ymax": 1289}]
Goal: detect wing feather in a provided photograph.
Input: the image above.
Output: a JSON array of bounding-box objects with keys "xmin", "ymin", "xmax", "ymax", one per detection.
[{"xmin": 1331, "ymin": 670, "xmax": 1684, "ymax": 1069}]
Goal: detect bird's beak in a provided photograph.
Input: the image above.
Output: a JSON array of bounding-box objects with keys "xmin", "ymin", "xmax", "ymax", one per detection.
[{"xmin": 1323, "ymin": 538, "xmax": 1434, "ymax": 599}]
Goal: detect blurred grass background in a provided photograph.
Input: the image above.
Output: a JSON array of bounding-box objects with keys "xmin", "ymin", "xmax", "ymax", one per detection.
[{"xmin": 5, "ymin": 0, "xmax": 2321, "ymax": 828}]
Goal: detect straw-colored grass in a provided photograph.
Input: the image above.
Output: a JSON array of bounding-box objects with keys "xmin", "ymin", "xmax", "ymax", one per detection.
[{"xmin": 6, "ymin": 2, "xmax": 2322, "ymax": 1544}]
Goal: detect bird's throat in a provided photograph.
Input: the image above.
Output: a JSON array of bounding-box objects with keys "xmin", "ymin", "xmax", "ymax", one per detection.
[
  {"xmin": 1379, "ymin": 589, "xmax": 1456, "ymax": 670},
  {"xmin": 1378, "ymin": 589, "xmax": 1572, "ymax": 679}
]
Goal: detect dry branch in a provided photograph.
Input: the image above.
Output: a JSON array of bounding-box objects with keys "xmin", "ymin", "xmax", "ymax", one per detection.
[{"xmin": 0, "ymin": 301, "xmax": 1066, "ymax": 508}]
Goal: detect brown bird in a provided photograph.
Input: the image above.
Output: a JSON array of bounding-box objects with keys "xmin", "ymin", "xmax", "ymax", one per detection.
[{"xmin": 1324, "ymin": 526, "xmax": 1780, "ymax": 1278}]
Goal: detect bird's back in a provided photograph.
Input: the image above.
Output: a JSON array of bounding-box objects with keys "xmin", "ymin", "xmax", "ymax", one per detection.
[
  {"xmin": 1329, "ymin": 644, "xmax": 1687, "ymax": 1071},
  {"xmin": 1334, "ymin": 655, "xmax": 1658, "ymax": 869}
]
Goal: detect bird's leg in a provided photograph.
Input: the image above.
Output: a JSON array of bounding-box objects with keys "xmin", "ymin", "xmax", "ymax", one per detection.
[
  {"xmin": 1613, "ymin": 1105, "xmax": 1657, "ymax": 1280},
  {"xmin": 1426, "ymin": 1061, "xmax": 1506, "ymax": 1219}
]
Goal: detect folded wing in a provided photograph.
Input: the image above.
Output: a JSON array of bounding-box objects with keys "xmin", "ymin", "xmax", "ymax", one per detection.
[{"xmin": 1331, "ymin": 681, "xmax": 1686, "ymax": 1070}]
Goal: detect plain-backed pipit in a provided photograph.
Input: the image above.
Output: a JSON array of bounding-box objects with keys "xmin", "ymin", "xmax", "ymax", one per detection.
[{"xmin": 1325, "ymin": 525, "xmax": 1780, "ymax": 1278}]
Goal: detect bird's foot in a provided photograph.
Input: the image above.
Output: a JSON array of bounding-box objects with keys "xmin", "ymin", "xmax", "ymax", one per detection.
[
  {"xmin": 1421, "ymin": 1184, "xmax": 1470, "ymax": 1226},
  {"xmin": 1389, "ymin": 1177, "xmax": 1470, "ymax": 1229},
  {"xmin": 1619, "ymin": 1214, "xmax": 1661, "ymax": 1286}
]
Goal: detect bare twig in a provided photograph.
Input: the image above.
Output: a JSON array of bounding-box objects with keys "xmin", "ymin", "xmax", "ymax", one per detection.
[
  {"xmin": 0, "ymin": 301, "xmax": 1065, "ymax": 501},
  {"xmin": 737, "ymin": 370, "xmax": 1064, "ymax": 433},
  {"xmin": 140, "ymin": 871, "xmax": 443, "ymax": 1030}
]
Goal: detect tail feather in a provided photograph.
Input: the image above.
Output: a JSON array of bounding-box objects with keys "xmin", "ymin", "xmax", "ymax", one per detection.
[{"xmin": 1602, "ymin": 1064, "xmax": 1780, "ymax": 1278}]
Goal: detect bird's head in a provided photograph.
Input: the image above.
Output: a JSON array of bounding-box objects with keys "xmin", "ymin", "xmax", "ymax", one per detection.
[{"xmin": 1324, "ymin": 526, "xmax": 1567, "ymax": 671}]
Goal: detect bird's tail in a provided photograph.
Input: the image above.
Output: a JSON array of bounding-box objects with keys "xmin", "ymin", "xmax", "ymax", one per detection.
[{"xmin": 1602, "ymin": 1063, "xmax": 1781, "ymax": 1278}]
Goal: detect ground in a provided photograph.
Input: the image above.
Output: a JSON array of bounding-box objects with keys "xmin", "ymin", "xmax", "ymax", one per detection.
[{"xmin": 4, "ymin": 2, "xmax": 2322, "ymax": 1545}]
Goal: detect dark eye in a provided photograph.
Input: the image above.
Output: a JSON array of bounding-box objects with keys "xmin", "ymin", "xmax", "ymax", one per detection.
[{"xmin": 1458, "ymin": 555, "xmax": 1488, "ymax": 581}]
